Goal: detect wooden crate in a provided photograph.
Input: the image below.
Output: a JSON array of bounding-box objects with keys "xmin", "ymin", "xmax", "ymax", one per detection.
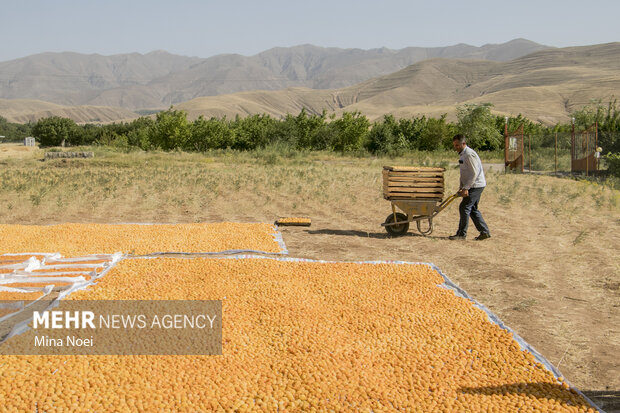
[{"xmin": 383, "ymin": 166, "xmax": 444, "ymax": 200}]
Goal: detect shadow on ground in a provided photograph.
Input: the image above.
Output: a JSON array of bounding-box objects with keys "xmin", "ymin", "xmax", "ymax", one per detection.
[
  {"xmin": 583, "ymin": 390, "xmax": 620, "ymax": 413},
  {"xmin": 459, "ymin": 383, "xmax": 618, "ymax": 412},
  {"xmin": 306, "ymin": 228, "xmax": 449, "ymax": 240}
]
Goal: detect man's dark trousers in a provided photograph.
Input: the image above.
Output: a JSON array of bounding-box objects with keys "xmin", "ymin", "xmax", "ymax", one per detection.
[{"xmin": 457, "ymin": 187, "xmax": 490, "ymax": 237}]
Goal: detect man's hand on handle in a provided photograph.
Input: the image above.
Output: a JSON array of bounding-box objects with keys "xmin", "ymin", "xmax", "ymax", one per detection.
[{"xmin": 458, "ymin": 189, "xmax": 469, "ymax": 198}]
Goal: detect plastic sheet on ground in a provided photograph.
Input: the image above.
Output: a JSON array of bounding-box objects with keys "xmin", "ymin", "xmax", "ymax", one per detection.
[{"xmin": 0, "ymin": 253, "xmax": 124, "ymax": 343}]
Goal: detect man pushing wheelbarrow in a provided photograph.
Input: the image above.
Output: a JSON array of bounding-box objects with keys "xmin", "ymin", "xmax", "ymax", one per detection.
[
  {"xmin": 381, "ymin": 134, "xmax": 491, "ymax": 240},
  {"xmin": 448, "ymin": 134, "xmax": 491, "ymax": 241}
]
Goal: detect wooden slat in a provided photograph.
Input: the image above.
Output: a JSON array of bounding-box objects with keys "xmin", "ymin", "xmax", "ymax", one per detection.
[
  {"xmin": 384, "ymin": 188, "xmax": 443, "ymax": 194},
  {"xmin": 386, "ymin": 173, "xmax": 444, "ymax": 179},
  {"xmin": 385, "ymin": 178, "xmax": 444, "ymax": 184},
  {"xmin": 384, "ymin": 193, "xmax": 443, "ymax": 201},
  {"xmin": 383, "ymin": 166, "xmax": 445, "ymax": 172},
  {"xmin": 384, "ymin": 182, "xmax": 444, "ymax": 188},
  {"xmin": 386, "ymin": 177, "xmax": 444, "ymax": 182},
  {"xmin": 382, "ymin": 169, "xmax": 444, "ymax": 176},
  {"xmin": 384, "ymin": 189, "xmax": 443, "ymax": 194},
  {"xmin": 383, "ymin": 187, "xmax": 443, "ymax": 194},
  {"xmin": 385, "ymin": 193, "xmax": 443, "ymax": 198},
  {"xmin": 384, "ymin": 168, "xmax": 443, "ymax": 173},
  {"xmin": 384, "ymin": 182, "xmax": 443, "ymax": 188},
  {"xmin": 384, "ymin": 172, "xmax": 443, "ymax": 177},
  {"xmin": 383, "ymin": 174, "xmax": 443, "ymax": 182}
]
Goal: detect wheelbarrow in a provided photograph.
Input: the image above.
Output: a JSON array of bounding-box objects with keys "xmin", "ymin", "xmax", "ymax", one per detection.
[{"xmin": 381, "ymin": 193, "xmax": 459, "ymax": 236}]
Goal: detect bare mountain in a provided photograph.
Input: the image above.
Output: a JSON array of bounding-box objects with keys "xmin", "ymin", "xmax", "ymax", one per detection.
[
  {"xmin": 0, "ymin": 99, "xmax": 138, "ymax": 124},
  {"xmin": 7, "ymin": 40, "xmax": 615, "ymax": 126},
  {"xmin": 175, "ymin": 42, "xmax": 620, "ymax": 125},
  {"xmin": 0, "ymin": 51, "xmax": 202, "ymax": 107},
  {"xmin": 0, "ymin": 40, "xmax": 548, "ymax": 110},
  {"xmin": 123, "ymin": 39, "xmax": 549, "ymax": 108}
]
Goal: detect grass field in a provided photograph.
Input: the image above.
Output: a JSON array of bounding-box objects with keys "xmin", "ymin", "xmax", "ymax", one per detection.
[{"xmin": 0, "ymin": 143, "xmax": 618, "ymax": 411}]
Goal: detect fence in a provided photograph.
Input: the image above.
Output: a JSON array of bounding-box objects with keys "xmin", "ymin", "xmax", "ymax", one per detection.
[
  {"xmin": 514, "ymin": 130, "xmax": 618, "ymax": 174},
  {"xmin": 504, "ymin": 124, "xmax": 524, "ymax": 172},
  {"xmin": 571, "ymin": 124, "xmax": 599, "ymax": 175}
]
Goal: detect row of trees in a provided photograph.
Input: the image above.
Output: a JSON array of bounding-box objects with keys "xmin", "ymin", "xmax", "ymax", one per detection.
[
  {"xmin": 0, "ymin": 116, "xmax": 32, "ymax": 141},
  {"xmin": 1, "ymin": 101, "xmax": 618, "ymax": 155}
]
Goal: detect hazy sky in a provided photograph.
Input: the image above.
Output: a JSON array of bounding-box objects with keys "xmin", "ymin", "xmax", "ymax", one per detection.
[{"xmin": 2, "ymin": 0, "xmax": 619, "ymax": 61}]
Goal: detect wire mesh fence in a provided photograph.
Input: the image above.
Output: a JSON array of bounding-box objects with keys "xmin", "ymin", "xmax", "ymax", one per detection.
[{"xmin": 516, "ymin": 131, "xmax": 619, "ymax": 174}]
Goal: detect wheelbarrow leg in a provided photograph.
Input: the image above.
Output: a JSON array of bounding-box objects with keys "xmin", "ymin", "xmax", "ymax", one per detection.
[
  {"xmin": 392, "ymin": 203, "xmax": 398, "ymax": 224},
  {"xmin": 416, "ymin": 217, "xmax": 434, "ymax": 236}
]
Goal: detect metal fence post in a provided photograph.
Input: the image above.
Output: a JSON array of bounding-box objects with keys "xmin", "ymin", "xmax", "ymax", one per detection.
[{"xmin": 555, "ymin": 132, "xmax": 557, "ymax": 174}]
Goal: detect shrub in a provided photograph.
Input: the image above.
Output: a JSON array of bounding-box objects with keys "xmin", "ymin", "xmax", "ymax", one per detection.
[
  {"xmin": 31, "ymin": 116, "xmax": 78, "ymax": 147},
  {"xmin": 604, "ymin": 152, "xmax": 620, "ymax": 177},
  {"xmin": 330, "ymin": 111, "xmax": 370, "ymax": 152}
]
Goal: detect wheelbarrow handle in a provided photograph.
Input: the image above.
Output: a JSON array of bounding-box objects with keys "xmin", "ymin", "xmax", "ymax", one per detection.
[{"xmin": 433, "ymin": 193, "xmax": 459, "ymax": 216}]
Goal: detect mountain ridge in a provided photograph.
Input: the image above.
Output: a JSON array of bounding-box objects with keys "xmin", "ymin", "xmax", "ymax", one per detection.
[
  {"xmin": 4, "ymin": 41, "xmax": 620, "ymax": 126},
  {"xmin": 174, "ymin": 42, "xmax": 620, "ymax": 125},
  {"xmin": 0, "ymin": 39, "xmax": 549, "ymax": 110}
]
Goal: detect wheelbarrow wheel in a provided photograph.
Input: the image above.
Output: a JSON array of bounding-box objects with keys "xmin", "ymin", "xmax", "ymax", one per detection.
[{"xmin": 384, "ymin": 213, "xmax": 409, "ymax": 237}]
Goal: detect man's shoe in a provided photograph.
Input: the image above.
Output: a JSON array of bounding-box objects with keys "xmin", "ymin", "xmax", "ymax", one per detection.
[
  {"xmin": 448, "ymin": 234, "xmax": 466, "ymax": 240},
  {"xmin": 475, "ymin": 233, "xmax": 491, "ymax": 241}
]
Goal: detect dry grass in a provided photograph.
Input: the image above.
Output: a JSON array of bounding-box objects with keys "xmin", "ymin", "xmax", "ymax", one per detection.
[
  {"xmin": 0, "ymin": 143, "xmax": 42, "ymax": 160},
  {"xmin": 0, "ymin": 146, "xmax": 618, "ymax": 409}
]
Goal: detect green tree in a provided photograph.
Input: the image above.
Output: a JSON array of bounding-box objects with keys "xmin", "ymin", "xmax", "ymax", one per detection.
[
  {"xmin": 604, "ymin": 152, "xmax": 620, "ymax": 177},
  {"xmin": 395, "ymin": 116, "xmax": 425, "ymax": 149},
  {"xmin": 456, "ymin": 103, "xmax": 502, "ymax": 150},
  {"xmin": 308, "ymin": 118, "xmax": 338, "ymax": 151},
  {"xmin": 600, "ymin": 99, "xmax": 620, "ymax": 152},
  {"xmin": 367, "ymin": 123, "xmax": 398, "ymax": 155},
  {"xmin": 495, "ymin": 114, "xmax": 546, "ymax": 137},
  {"xmin": 148, "ymin": 108, "xmax": 191, "ymax": 150},
  {"xmin": 0, "ymin": 116, "xmax": 33, "ymax": 141},
  {"xmin": 571, "ymin": 99, "xmax": 606, "ymax": 129},
  {"xmin": 125, "ymin": 117, "xmax": 155, "ymax": 150},
  {"xmin": 330, "ymin": 111, "xmax": 370, "ymax": 152},
  {"xmin": 495, "ymin": 114, "xmax": 548, "ymax": 149},
  {"xmin": 419, "ymin": 114, "xmax": 453, "ymax": 151},
  {"xmin": 230, "ymin": 114, "xmax": 275, "ymax": 150},
  {"xmin": 189, "ymin": 116, "xmax": 234, "ymax": 151},
  {"xmin": 31, "ymin": 116, "xmax": 78, "ymax": 147},
  {"xmin": 271, "ymin": 109, "xmax": 327, "ymax": 150},
  {"xmin": 76, "ymin": 123, "xmax": 100, "ymax": 145},
  {"xmin": 294, "ymin": 108, "xmax": 327, "ymax": 149},
  {"xmin": 366, "ymin": 115, "xmax": 402, "ymax": 154},
  {"xmin": 572, "ymin": 99, "xmax": 620, "ymax": 153}
]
